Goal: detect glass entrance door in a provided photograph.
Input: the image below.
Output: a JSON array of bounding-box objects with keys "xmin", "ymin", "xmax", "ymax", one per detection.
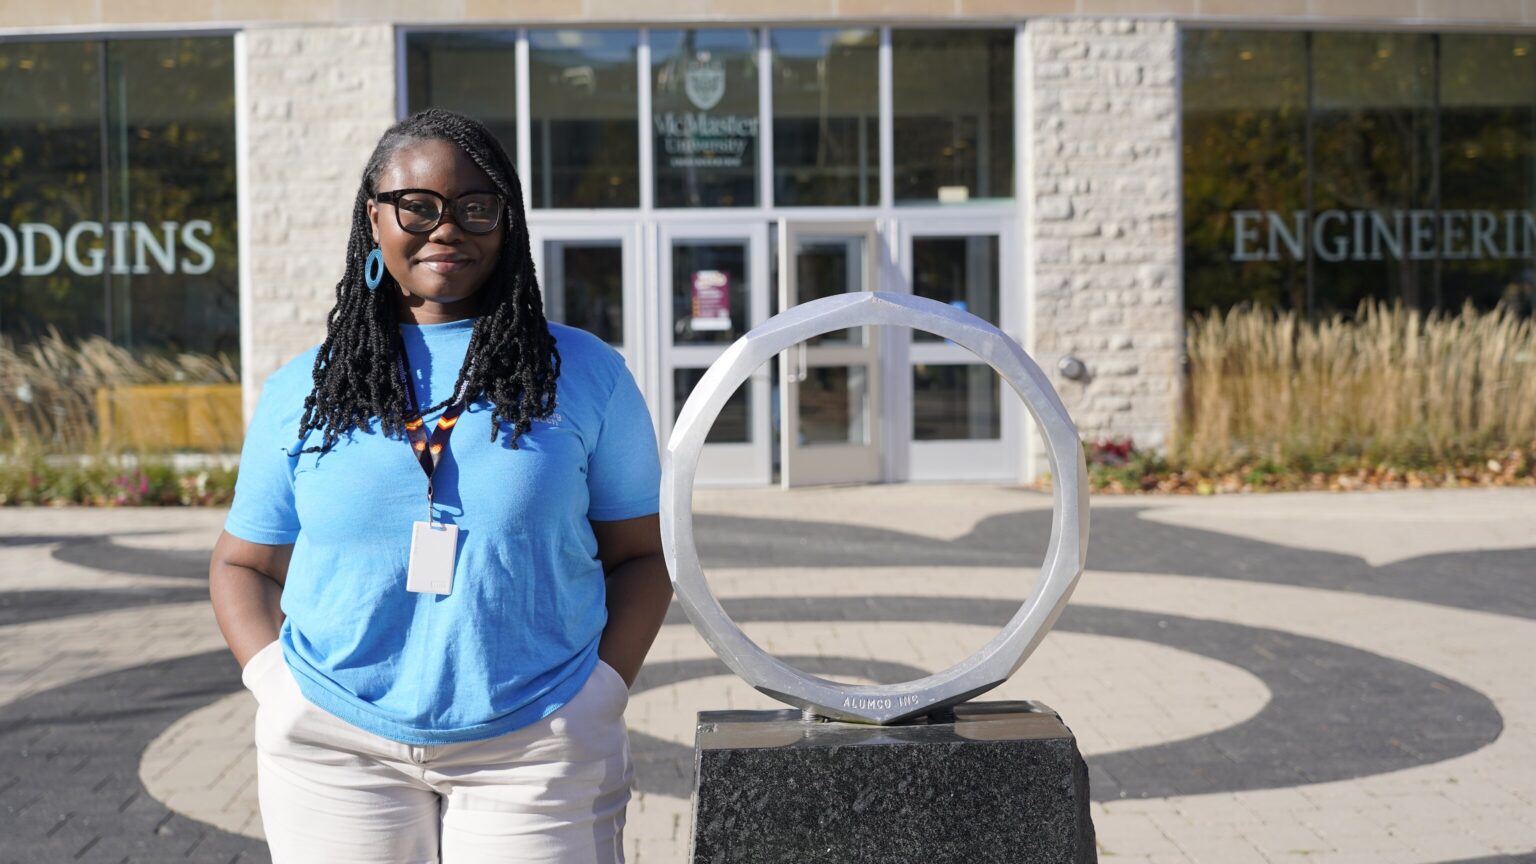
[
  {"xmin": 530, "ymin": 222, "xmax": 645, "ymax": 378},
  {"xmin": 897, "ymin": 218, "xmax": 1019, "ymax": 481},
  {"xmin": 777, "ymin": 220, "xmax": 883, "ymax": 488},
  {"xmin": 658, "ymin": 222, "xmax": 772, "ymax": 485}
]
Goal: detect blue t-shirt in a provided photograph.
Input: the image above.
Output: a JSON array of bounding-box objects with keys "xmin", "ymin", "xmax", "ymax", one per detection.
[{"xmin": 224, "ymin": 318, "xmax": 660, "ymax": 745}]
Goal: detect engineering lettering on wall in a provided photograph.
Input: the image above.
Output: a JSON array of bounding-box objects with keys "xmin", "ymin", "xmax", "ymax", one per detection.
[{"xmin": 1230, "ymin": 209, "xmax": 1536, "ymax": 263}]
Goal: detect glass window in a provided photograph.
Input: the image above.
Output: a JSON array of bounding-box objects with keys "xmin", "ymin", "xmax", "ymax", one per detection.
[
  {"xmin": 798, "ymin": 365, "xmax": 869, "ymax": 445},
  {"xmin": 1182, "ymin": 29, "xmax": 1536, "ymax": 317},
  {"xmin": 0, "ymin": 41, "xmax": 107, "ymax": 344},
  {"xmin": 1181, "ymin": 30, "xmax": 1308, "ymax": 313},
  {"xmin": 651, "ymin": 29, "xmax": 760, "ymax": 208},
  {"xmin": 911, "ymin": 235, "xmax": 999, "ymax": 342},
  {"xmin": 1312, "ymin": 32, "xmax": 1437, "ymax": 313},
  {"xmin": 674, "ymin": 369, "xmax": 751, "ymax": 443},
  {"xmin": 0, "ymin": 37, "xmax": 238, "ymax": 360},
  {"xmin": 913, "ymin": 364, "xmax": 1000, "ymax": 440},
  {"xmin": 541, "ymin": 239, "xmax": 623, "ymax": 345},
  {"xmin": 672, "ymin": 240, "xmax": 749, "ymax": 344},
  {"xmin": 1440, "ymin": 34, "xmax": 1536, "ymax": 314},
  {"xmin": 771, "ymin": 29, "xmax": 879, "ymax": 206},
  {"xmin": 405, "ymin": 32, "xmax": 518, "ymax": 162},
  {"xmin": 892, "ymin": 29, "xmax": 1014, "ymax": 204},
  {"xmin": 789, "ymin": 232, "xmax": 867, "ymax": 346},
  {"xmin": 528, "ymin": 30, "xmax": 639, "ymax": 209},
  {"xmin": 106, "ymin": 38, "xmax": 239, "ymax": 358}
]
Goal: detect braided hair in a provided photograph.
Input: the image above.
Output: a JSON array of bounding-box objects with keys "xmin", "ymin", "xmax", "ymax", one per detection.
[{"xmin": 292, "ymin": 108, "xmax": 559, "ymax": 456}]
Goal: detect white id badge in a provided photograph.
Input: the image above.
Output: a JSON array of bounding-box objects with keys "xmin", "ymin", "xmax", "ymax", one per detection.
[{"xmin": 406, "ymin": 521, "xmax": 458, "ymax": 595}]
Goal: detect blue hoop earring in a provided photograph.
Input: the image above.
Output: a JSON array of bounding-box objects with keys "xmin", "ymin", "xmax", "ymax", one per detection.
[{"xmin": 364, "ymin": 248, "xmax": 385, "ymax": 291}]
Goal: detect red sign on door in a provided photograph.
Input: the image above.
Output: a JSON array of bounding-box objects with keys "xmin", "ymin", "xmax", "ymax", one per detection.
[{"xmin": 691, "ymin": 270, "xmax": 732, "ymax": 332}]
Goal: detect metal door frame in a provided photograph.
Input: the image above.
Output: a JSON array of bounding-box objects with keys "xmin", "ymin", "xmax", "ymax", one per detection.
[
  {"xmin": 656, "ymin": 220, "xmax": 772, "ymax": 486},
  {"xmin": 777, "ymin": 219, "xmax": 884, "ymax": 488}
]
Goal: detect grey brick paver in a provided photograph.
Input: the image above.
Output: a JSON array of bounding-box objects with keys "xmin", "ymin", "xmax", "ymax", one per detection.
[{"xmin": 2, "ymin": 489, "xmax": 1534, "ymax": 862}]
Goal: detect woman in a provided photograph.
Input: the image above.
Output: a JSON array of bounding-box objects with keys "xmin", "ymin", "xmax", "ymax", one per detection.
[{"xmin": 207, "ymin": 108, "xmax": 672, "ymax": 863}]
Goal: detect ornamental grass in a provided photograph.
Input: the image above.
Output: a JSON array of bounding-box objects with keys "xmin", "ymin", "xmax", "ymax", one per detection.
[
  {"xmin": 0, "ymin": 328, "xmax": 239, "ymax": 455},
  {"xmin": 0, "ymin": 329, "xmax": 240, "ymax": 506},
  {"xmin": 1175, "ymin": 300, "xmax": 1536, "ymax": 475}
]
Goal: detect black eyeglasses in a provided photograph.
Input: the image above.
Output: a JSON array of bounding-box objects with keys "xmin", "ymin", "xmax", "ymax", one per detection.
[{"xmin": 375, "ymin": 188, "xmax": 505, "ymax": 235}]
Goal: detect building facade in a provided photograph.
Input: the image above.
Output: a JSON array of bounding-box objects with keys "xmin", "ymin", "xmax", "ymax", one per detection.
[{"xmin": 2, "ymin": 2, "xmax": 1531, "ymax": 485}]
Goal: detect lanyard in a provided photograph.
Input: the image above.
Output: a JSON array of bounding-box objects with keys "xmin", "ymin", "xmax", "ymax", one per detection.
[{"xmin": 395, "ymin": 335, "xmax": 476, "ymax": 526}]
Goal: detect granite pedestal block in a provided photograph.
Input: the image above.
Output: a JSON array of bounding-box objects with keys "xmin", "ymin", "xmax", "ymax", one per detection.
[{"xmin": 688, "ymin": 701, "xmax": 1097, "ymax": 864}]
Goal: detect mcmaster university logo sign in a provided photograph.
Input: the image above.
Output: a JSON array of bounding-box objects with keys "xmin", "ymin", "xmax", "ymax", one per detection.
[
  {"xmin": 683, "ymin": 53, "xmax": 726, "ymax": 111},
  {"xmin": 1230, "ymin": 209, "xmax": 1536, "ymax": 262},
  {"xmin": 655, "ymin": 49, "xmax": 758, "ymax": 171}
]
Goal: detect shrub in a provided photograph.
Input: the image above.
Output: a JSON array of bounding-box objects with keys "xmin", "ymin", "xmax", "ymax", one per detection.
[{"xmin": 0, "ymin": 454, "xmax": 237, "ymax": 507}]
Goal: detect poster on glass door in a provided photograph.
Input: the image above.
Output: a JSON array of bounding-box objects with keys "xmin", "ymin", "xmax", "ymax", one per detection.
[{"xmin": 690, "ymin": 270, "xmax": 732, "ymax": 331}]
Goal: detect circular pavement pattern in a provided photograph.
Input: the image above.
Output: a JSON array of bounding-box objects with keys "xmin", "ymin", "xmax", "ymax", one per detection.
[{"xmin": 0, "ymin": 493, "xmax": 1532, "ymax": 863}]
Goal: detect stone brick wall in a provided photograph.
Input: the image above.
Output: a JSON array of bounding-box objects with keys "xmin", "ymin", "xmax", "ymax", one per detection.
[
  {"xmin": 239, "ymin": 25, "xmax": 396, "ymax": 423},
  {"xmin": 1022, "ymin": 18, "xmax": 1182, "ymax": 467}
]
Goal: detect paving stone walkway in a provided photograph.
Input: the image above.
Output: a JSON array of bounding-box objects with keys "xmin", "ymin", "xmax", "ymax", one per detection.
[{"xmin": 0, "ymin": 487, "xmax": 1532, "ymax": 863}]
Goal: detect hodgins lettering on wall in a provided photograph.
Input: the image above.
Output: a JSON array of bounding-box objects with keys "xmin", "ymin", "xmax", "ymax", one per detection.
[
  {"xmin": 0, "ymin": 220, "xmax": 216, "ymax": 278},
  {"xmin": 1230, "ymin": 210, "xmax": 1536, "ymax": 263}
]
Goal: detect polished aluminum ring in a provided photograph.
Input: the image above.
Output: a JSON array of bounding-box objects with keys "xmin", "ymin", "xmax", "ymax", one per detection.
[{"xmin": 661, "ymin": 292, "xmax": 1090, "ymax": 725}]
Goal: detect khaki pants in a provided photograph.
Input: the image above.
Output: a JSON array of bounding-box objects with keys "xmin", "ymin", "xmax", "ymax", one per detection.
[{"xmin": 241, "ymin": 639, "xmax": 632, "ymax": 863}]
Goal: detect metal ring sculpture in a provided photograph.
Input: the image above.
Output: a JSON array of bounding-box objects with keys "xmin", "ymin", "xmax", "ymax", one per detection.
[{"xmin": 661, "ymin": 292, "xmax": 1090, "ymax": 724}]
